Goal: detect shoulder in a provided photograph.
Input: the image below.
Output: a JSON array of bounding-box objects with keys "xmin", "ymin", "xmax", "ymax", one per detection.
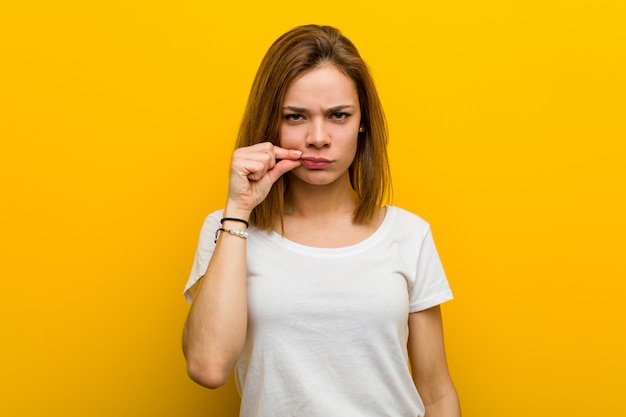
[
  {"xmin": 197, "ymin": 209, "xmax": 225, "ymax": 242},
  {"xmin": 386, "ymin": 206, "xmax": 431, "ymax": 236},
  {"xmin": 204, "ymin": 209, "xmax": 224, "ymax": 224},
  {"xmin": 200, "ymin": 209, "xmax": 224, "ymax": 229}
]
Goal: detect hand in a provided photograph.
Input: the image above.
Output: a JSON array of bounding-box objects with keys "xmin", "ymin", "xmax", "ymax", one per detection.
[{"xmin": 225, "ymin": 142, "xmax": 302, "ymax": 217}]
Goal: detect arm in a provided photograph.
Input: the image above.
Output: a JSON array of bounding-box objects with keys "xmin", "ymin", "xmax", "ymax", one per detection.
[
  {"xmin": 408, "ymin": 305, "xmax": 461, "ymax": 416},
  {"xmin": 182, "ymin": 143, "xmax": 302, "ymax": 389}
]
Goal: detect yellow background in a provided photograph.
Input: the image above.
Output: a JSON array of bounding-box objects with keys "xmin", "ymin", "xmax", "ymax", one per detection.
[{"xmin": 1, "ymin": 1, "xmax": 624, "ymax": 416}]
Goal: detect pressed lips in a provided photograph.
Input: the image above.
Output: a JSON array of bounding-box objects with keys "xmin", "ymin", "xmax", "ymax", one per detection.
[{"xmin": 301, "ymin": 157, "xmax": 332, "ymax": 169}]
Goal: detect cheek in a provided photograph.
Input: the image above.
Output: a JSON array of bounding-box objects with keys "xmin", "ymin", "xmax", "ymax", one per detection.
[
  {"xmin": 279, "ymin": 125, "xmax": 303, "ymax": 147},
  {"xmin": 278, "ymin": 126, "xmax": 289, "ymax": 147},
  {"xmin": 342, "ymin": 130, "xmax": 360, "ymax": 150}
]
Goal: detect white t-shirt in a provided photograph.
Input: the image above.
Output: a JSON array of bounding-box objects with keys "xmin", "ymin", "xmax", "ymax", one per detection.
[{"xmin": 184, "ymin": 206, "xmax": 453, "ymax": 417}]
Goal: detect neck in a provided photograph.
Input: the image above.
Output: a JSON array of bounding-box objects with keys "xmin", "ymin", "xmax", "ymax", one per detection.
[{"xmin": 284, "ymin": 173, "xmax": 357, "ymax": 220}]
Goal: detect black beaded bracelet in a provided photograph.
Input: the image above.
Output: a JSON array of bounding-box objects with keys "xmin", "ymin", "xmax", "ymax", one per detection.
[{"xmin": 220, "ymin": 217, "xmax": 249, "ymax": 229}]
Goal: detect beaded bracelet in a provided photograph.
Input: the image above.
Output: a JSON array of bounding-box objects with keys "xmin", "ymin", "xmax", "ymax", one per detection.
[
  {"xmin": 214, "ymin": 227, "xmax": 248, "ymax": 243},
  {"xmin": 220, "ymin": 217, "xmax": 249, "ymax": 229}
]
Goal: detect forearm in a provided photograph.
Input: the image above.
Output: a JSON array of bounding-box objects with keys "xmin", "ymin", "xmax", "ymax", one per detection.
[
  {"xmin": 421, "ymin": 380, "xmax": 461, "ymax": 417},
  {"xmin": 182, "ymin": 212, "xmax": 249, "ymax": 388},
  {"xmin": 424, "ymin": 389, "xmax": 461, "ymax": 417},
  {"xmin": 182, "ymin": 144, "xmax": 301, "ymax": 388},
  {"xmin": 408, "ymin": 308, "xmax": 461, "ymax": 417}
]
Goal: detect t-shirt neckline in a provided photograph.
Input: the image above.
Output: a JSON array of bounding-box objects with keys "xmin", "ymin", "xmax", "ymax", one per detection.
[{"xmin": 262, "ymin": 206, "xmax": 396, "ymax": 257}]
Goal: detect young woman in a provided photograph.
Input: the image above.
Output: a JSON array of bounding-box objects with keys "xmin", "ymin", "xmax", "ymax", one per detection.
[{"xmin": 183, "ymin": 24, "xmax": 461, "ymax": 417}]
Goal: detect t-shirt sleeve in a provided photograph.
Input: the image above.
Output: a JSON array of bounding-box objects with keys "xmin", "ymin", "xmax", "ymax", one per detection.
[
  {"xmin": 183, "ymin": 210, "xmax": 223, "ymax": 303},
  {"xmin": 408, "ymin": 227, "xmax": 453, "ymax": 312}
]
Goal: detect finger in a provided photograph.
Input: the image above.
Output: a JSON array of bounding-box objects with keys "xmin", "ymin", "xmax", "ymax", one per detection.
[
  {"xmin": 266, "ymin": 159, "xmax": 302, "ymax": 184},
  {"xmin": 234, "ymin": 147, "xmax": 276, "ymax": 169},
  {"xmin": 233, "ymin": 150, "xmax": 277, "ymax": 181},
  {"xmin": 273, "ymin": 146, "xmax": 303, "ymax": 161},
  {"xmin": 245, "ymin": 160, "xmax": 270, "ymax": 181}
]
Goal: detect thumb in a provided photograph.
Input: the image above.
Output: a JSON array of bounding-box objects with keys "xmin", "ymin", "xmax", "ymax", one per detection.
[{"xmin": 266, "ymin": 159, "xmax": 302, "ymax": 184}]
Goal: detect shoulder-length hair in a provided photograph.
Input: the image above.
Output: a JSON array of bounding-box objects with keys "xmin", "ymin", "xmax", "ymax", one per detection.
[{"xmin": 236, "ymin": 24, "xmax": 391, "ymax": 231}]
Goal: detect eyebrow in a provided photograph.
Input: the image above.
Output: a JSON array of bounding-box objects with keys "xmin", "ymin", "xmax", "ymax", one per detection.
[{"xmin": 282, "ymin": 104, "xmax": 355, "ymax": 113}]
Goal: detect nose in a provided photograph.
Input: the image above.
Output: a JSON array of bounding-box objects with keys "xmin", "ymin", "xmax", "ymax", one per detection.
[{"xmin": 305, "ymin": 119, "xmax": 330, "ymax": 148}]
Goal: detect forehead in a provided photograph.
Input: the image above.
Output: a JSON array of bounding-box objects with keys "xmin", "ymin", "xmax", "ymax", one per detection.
[{"xmin": 283, "ymin": 65, "xmax": 358, "ymax": 105}]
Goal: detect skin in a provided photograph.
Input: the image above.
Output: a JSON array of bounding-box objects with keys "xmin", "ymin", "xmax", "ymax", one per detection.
[
  {"xmin": 409, "ymin": 306, "xmax": 462, "ymax": 416},
  {"xmin": 277, "ymin": 64, "xmax": 382, "ymax": 247},
  {"xmin": 280, "ymin": 64, "xmax": 360, "ymax": 189},
  {"xmin": 183, "ymin": 64, "xmax": 460, "ymax": 416}
]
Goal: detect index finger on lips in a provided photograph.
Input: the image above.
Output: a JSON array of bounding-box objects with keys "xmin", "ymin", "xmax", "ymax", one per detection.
[
  {"xmin": 235, "ymin": 145, "xmax": 276, "ymax": 168},
  {"xmin": 273, "ymin": 145, "xmax": 303, "ymax": 161}
]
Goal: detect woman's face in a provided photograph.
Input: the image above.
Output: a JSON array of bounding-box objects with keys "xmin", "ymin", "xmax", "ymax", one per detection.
[{"xmin": 280, "ymin": 64, "xmax": 361, "ymax": 187}]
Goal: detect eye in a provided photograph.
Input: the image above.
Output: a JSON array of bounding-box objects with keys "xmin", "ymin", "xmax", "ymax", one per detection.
[
  {"xmin": 330, "ymin": 112, "xmax": 349, "ymax": 121},
  {"xmin": 284, "ymin": 113, "xmax": 304, "ymax": 122}
]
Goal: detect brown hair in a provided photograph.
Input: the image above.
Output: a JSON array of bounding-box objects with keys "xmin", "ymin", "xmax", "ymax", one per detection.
[{"xmin": 236, "ymin": 24, "xmax": 391, "ymax": 231}]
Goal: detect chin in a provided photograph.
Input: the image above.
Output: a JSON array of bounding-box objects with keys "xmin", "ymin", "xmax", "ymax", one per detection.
[{"xmin": 289, "ymin": 171, "xmax": 345, "ymax": 187}]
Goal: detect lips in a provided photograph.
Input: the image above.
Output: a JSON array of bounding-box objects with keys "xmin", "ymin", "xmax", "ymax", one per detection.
[{"xmin": 301, "ymin": 157, "xmax": 332, "ymax": 169}]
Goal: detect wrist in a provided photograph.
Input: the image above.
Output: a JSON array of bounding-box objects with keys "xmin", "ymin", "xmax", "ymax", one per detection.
[
  {"xmin": 220, "ymin": 217, "xmax": 249, "ymax": 230},
  {"xmin": 223, "ymin": 201, "xmax": 252, "ymax": 224}
]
